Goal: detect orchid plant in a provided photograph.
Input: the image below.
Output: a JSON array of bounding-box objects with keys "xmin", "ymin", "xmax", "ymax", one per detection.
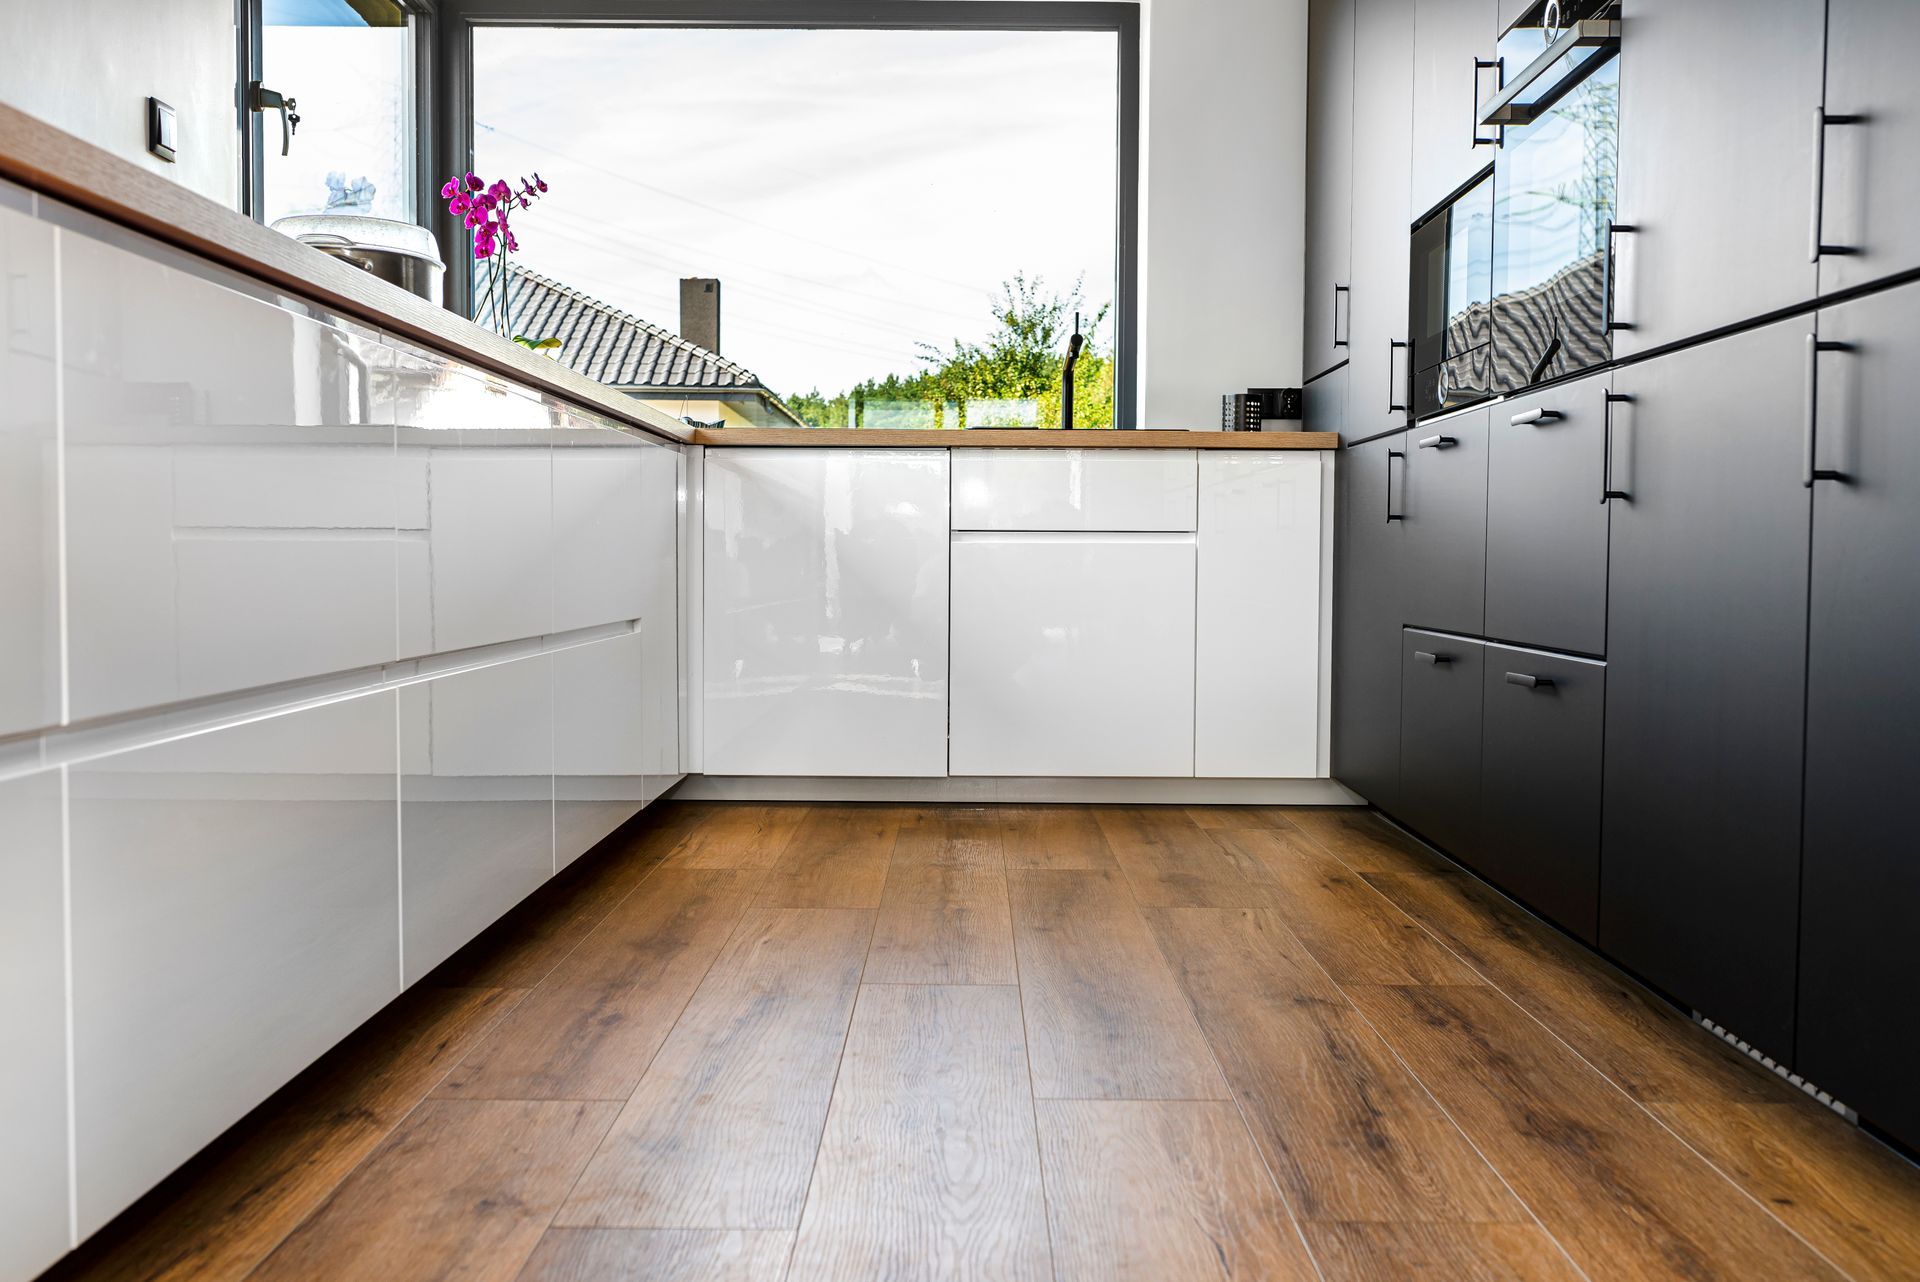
[{"xmin": 441, "ymin": 170, "xmax": 560, "ymax": 353}]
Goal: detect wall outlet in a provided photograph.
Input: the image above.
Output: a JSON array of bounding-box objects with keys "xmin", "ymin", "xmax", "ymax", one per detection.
[{"xmin": 146, "ymin": 98, "xmax": 177, "ymax": 163}]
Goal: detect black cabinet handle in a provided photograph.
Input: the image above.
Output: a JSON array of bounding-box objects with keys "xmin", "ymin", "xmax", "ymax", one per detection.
[
  {"xmin": 1333, "ymin": 285, "xmax": 1351, "ymax": 348},
  {"xmin": 1809, "ymin": 110, "xmax": 1866, "ymax": 262},
  {"xmin": 1414, "ymin": 650, "xmax": 1452, "ymax": 666},
  {"xmin": 1604, "ymin": 222, "xmax": 1637, "ymax": 333},
  {"xmin": 1505, "ymin": 672, "xmax": 1553, "ymax": 689},
  {"xmin": 1386, "ymin": 448, "xmax": 1406, "ymax": 522},
  {"xmin": 1416, "ymin": 434, "xmax": 1457, "ymax": 450},
  {"xmin": 1389, "ymin": 340, "xmax": 1409, "ymax": 414},
  {"xmin": 1509, "ymin": 407, "xmax": 1561, "ymax": 426},
  {"xmin": 1804, "ymin": 335, "xmax": 1854, "ymax": 486},
  {"xmin": 1602, "ymin": 391, "xmax": 1632, "ymax": 503},
  {"xmin": 1471, "ymin": 57, "xmax": 1504, "ymax": 147}
]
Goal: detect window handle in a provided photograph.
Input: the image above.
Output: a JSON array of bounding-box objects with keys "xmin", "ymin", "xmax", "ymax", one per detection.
[{"xmin": 249, "ymin": 82, "xmax": 301, "ymax": 156}]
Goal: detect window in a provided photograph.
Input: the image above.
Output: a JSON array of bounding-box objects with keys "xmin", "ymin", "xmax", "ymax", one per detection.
[{"xmin": 457, "ymin": 7, "xmax": 1134, "ymax": 429}]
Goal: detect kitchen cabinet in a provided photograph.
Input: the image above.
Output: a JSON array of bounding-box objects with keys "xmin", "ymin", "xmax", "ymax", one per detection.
[
  {"xmin": 1611, "ymin": 0, "xmax": 1825, "ymax": 355},
  {"xmin": 69, "ymin": 692, "xmax": 400, "ymax": 1235},
  {"xmin": 1195, "ymin": 452, "xmax": 1328, "ymax": 778},
  {"xmin": 703, "ymin": 448, "xmax": 949, "ymax": 777},
  {"xmin": 1330, "ymin": 427, "xmax": 1406, "ymax": 809},
  {"xmin": 952, "ymin": 448, "xmax": 1195, "ymax": 532},
  {"xmin": 1397, "ymin": 628, "xmax": 1483, "ymax": 855},
  {"xmin": 1484, "ymin": 369, "xmax": 1610, "ymax": 654},
  {"xmin": 1477, "ymin": 644, "xmax": 1604, "ymax": 942},
  {"xmin": 1409, "ymin": 0, "xmax": 1498, "ymax": 219},
  {"xmin": 950, "ymin": 530, "xmax": 1196, "ymax": 777},
  {"xmin": 0, "ymin": 769, "xmax": 67, "ymax": 1281},
  {"xmin": 1345, "ymin": 0, "xmax": 1417, "ymax": 444},
  {"xmin": 1400, "ymin": 404, "xmax": 1488, "ymax": 637},
  {"xmin": 1600, "ymin": 318, "xmax": 1810, "ymax": 1060},
  {"xmin": 1305, "ymin": 0, "xmax": 1355, "ymax": 380},
  {"xmin": 1817, "ymin": 0, "xmax": 1920, "ymax": 294},
  {"xmin": 0, "ymin": 200, "xmax": 58, "ymax": 738},
  {"xmin": 1796, "ymin": 282, "xmax": 1920, "ymax": 1151},
  {"xmin": 554, "ymin": 631, "xmax": 649, "ymax": 869}
]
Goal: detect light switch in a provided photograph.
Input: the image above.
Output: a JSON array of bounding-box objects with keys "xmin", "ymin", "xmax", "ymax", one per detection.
[{"xmin": 146, "ymin": 98, "xmax": 176, "ymax": 163}]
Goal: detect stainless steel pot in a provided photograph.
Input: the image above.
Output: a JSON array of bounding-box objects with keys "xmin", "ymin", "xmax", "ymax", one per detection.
[{"xmin": 272, "ymin": 214, "xmax": 446, "ymax": 306}]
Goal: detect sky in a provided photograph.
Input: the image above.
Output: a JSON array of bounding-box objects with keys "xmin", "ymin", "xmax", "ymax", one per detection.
[{"xmin": 469, "ymin": 26, "xmax": 1119, "ymax": 398}]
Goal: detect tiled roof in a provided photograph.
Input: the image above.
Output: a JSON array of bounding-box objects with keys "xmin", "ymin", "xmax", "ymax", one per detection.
[{"xmin": 473, "ymin": 262, "xmax": 768, "ymax": 393}]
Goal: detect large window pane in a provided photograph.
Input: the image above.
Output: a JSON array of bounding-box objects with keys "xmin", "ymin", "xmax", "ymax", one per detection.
[{"xmin": 471, "ymin": 26, "xmax": 1119, "ymax": 429}]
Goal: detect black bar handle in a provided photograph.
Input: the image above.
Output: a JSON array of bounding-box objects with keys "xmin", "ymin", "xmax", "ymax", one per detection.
[
  {"xmin": 1389, "ymin": 340, "xmax": 1409, "ymax": 414},
  {"xmin": 1602, "ymin": 391, "xmax": 1632, "ymax": 503},
  {"xmin": 1509, "ymin": 407, "xmax": 1561, "ymax": 427},
  {"xmin": 1333, "ymin": 285, "xmax": 1351, "ymax": 348},
  {"xmin": 1415, "ymin": 650, "xmax": 1452, "ymax": 666},
  {"xmin": 1604, "ymin": 222, "xmax": 1637, "ymax": 333},
  {"xmin": 1417, "ymin": 434, "xmax": 1457, "ymax": 450},
  {"xmin": 1386, "ymin": 448, "xmax": 1406, "ymax": 522},
  {"xmin": 1471, "ymin": 57, "xmax": 1504, "ymax": 147},
  {"xmin": 1810, "ymin": 110, "xmax": 1867, "ymax": 262},
  {"xmin": 1804, "ymin": 337, "xmax": 1855, "ymax": 486},
  {"xmin": 1505, "ymin": 672, "xmax": 1553, "ymax": 689}
]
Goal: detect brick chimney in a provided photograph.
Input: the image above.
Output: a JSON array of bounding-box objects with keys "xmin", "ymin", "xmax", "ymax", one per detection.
[{"xmin": 679, "ymin": 278, "xmax": 721, "ymax": 354}]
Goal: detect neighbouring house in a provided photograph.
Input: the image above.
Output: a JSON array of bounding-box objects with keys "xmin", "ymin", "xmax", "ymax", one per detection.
[{"xmin": 475, "ymin": 264, "xmax": 806, "ymax": 427}]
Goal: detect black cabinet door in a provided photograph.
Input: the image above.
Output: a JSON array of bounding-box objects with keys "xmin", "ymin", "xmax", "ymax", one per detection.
[
  {"xmin": 1305, "ymin": 0, "xmax": 1355, "ymax": 381},
  {"xmin": 1410, "ymin": 0, "xmax": 1497, "ymax": 218},
  {"xmin": 1401, "ymin": 404, "xmax": 1488, "ymax": 636},
  {"xmin": 1398, "ymin": 629, "xmax": 1483, "ymax": 855},
  {"xmin": 1345, "ymin": 0, "xmax": 1415, "ymax": 443},
  {"xmin": 1485, "ymin": 369, "xmax": 1610, "ymax": 655},
  {"xmin": 1819, "ymin": 0, "xmax": 1920, "ymax": 294},
  {"xmin": 1797, "ymin": 282, "xmax": 1920, "ymax": 1150},
  {"xmin": 1612, "ymin": 0, "xmax": 1825, "ymax": 355},
  {"xmin": 1331, "ymin": 422, "xmax": 1406, "ymax": 810},
  {"xmin": 1479, "ymin": 645, "xmax": 1605, "ymax": 943},
  {"xmin": 1600, "ymin": 317, "xmax": 1812, "ymax": 1060}
]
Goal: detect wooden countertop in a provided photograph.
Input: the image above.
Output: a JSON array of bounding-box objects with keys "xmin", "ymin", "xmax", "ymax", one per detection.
[
  {"xmin": 0, "ymin": 104, "xmax": 691, "ymax": 445},
  {"xmin": 690, "ymin": 428, "xmax": 1339, "ymax": 449}
]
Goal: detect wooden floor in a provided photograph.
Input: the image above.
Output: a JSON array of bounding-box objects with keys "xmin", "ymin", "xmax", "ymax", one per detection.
[{"xmin": 47, "ymin": 803, "xmax": 1920, "ymax": 1282}]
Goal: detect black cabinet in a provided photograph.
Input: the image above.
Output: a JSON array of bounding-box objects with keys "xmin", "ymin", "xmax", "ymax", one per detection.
[
  {"xmin": 1345, "ymin": 0, "xmax": 1415, "ymax": 443},
  {"xmin": 1484, "ymin": 369, "xmax": 1610, "ymax": 655},
  {"xmin": 1410, "ymin": 0, "xmax": 1497, "ymax": 218},
  {"xmin": 1612, "ymin": 0, "xmax": 1825, "ymax": 355},
  {"xmin": 1398, "ymin": 629, "xmax": 1483, "ymax": 855},
  {"xmin": 1331, "ymin": 423, "xmax": 1406, "ymax": 810},
  {"xmin": 1401, "ymin": 405, "xmax": 1488, "ymax": 636},
  {"xmin": 1600, "ymin": 318, "xmax": 1812, "ymax": 1059},
  {"xmin": 1797, "ymin": 282, "xmax": 1920, "ymax": 1150},
  {"xmin": 1305, "ymin": 0, "xmax": 1355, "ymax": 380},
  {"xmin": 1478, "ymin": 645, "xmax": 1605, "ymax": 943},
  {"xmin": 1818, "ymin": 0, "xmax": 1920, "ymax": 295}
]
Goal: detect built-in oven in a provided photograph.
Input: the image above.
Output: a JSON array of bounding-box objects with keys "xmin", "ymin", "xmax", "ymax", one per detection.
[{"xmin": 1409, "ymin": 172, "xmax": 1494, "ymax": 419}]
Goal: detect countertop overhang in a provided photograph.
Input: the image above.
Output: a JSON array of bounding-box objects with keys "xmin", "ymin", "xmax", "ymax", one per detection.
[{"xmin": 691, "ymin": 428, "xmax": 1340, "ymax": 449}]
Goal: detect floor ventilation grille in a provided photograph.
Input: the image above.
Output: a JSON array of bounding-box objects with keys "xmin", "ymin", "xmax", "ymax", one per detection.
[{"xmin": 1694, "ymin": 1014, "xmax": 1857, "ymax": 1120}]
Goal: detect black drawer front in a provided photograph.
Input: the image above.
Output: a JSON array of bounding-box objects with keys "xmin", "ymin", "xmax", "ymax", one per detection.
[
  {"xmin": 1477, "ymin": 646, "xmax": 1606, "ymax": 943},
  {"xmin": 1397, "ymin": 629, "xmax": 1484, "ymax": 856},
  {"xmin": 1402, "ymin": 406, "xmax": 1489, "ymax": 636},
  {"xmin": 1485, "ymin": 371, "xmax": 1611, "ymax": 655}
]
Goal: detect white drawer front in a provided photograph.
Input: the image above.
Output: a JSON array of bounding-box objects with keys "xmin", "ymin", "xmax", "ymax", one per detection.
[{"xmin": 952, "ymin": 448, "xmax": 1197, "ymax": 531}]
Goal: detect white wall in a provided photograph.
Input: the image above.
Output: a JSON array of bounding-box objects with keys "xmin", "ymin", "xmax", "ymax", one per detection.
[
  {"xmin": 0, "ymin": 0, "xmax": 240, "ymax": 208},
  {"xmin": 1138, "ymin": 0, "xmax": 1308, "ymax": 427}
]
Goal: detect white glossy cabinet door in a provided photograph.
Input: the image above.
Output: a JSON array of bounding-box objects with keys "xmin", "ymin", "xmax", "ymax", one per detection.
[
  {"xmin": 951, "ymin": 448, "xmax": 1197, "ymax": 531},
  {"xmin": 0, "ymin": 768, "xmax": 68, "ymax": 1280},
  {"xmin": 0, "ymin": 199, "xmax": 59, "ymax": 737},
  {"xmin": 949, "ymin": 532, "xmax": 1197, "ymax": 777},
  {"xmin": 703, "ymin": 448, "xmax": 949, "ymax": 777},
  {"xmin": 554, "ymin": 630, "xmax": 648, "ymax": 867},
  {"xmin": 68, "ymin": 692, "xmax": 400, "ymax": 1236},
  {"xmin": 1195, "ymin": 452, "xmax": 1328, "ymax": 778}
]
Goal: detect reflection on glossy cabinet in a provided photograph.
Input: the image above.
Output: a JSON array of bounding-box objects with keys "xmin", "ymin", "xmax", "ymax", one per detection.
[
  {"xmin": 68, "ymin": 693, "xmax": 400, "ymax": 1236},
  {"xmin": 1195, "ymin": 452, "xmax": 1327, "ymax": 778},
  {"xmin": 0, "ymin": 202, "xmax": 59, "ymax": 737},
  {"xmin": 421, "ymin": 424, "xmax": 555, "ymax": 653},
  {"xmin": 0, "ymin": 769, "xmax": 68, "ymax": 1280},
  {"xmin": 401, "ymin": 656, "xmax": 555, "ymax": 984},
  {"xmin": 555, "ymin": 631, "xmax": 648, "ymax": 867},
  {"xmin": 703, "ymin": 448, "xmax": 949, "ymax": 777}
]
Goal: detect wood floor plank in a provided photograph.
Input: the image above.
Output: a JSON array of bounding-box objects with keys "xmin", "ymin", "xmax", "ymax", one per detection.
[
  {"xmin": 435, "ymin": 869, "xmax": 762, "ymax": 1101},
  {"xmin": 755, "ymin": 806, "xmax": 903, "ymax": 908},
  {"xmin": 864, "ymin": 862, "xmax": 1016, "ymax": 986},
  {"xmin": 1650, "ymin": 1100, "xmax": 1920, "ymax": 1282},
  {"xmin": 1216, "ymin": 827, "xmax": 1480, "ymax": 985},
  {"xmin": 1146, "ymin": 907, "xmax": 1523, "ymax": 1225},
  {"xmin": 1183, "ymin": 805, "xmax": 1304, "ymax": 832},
  {"xmin": 1035, "ymin": 1099, "xmax": 1320, "ymax": 1281},
  {"xmin": 661, "ymin": 803, "xmax": 812, "ymax": 871},
  {"xmin": 1095, "ymin": 806, "xmax": 1280, "ymax": 908},
  {"xmin": 786, "ymin": 985, "xmax": 1052, "ymax": 1282},
  {"xmin": 1008, "ymin": 869, "xmax": 1228, "ymax": 1101},
  {"xmin": 889, "ymin": 807, "xmax": 1007, "ymax": 872},
  {"xmin": 999, "ymin": 806, "xmax": 1117, "ymax": 871},
  {"xmin": 555, "ymin": 907, "xmax": 873, "ymax": 1230},
  {"xmin": 516, "ymin": 1229, "xmax": 793, "ymax": 1281},
  {"xmin": 1343, "ymin": 983, "xmax": 1846, "ymax": 1280},
  {"xmin": 1284, "ymin": 806, "xmax": 1458, "ymax": 879},
  {"xmin": 1303, "ymin": 1223, "xmax": 1585, "ymax": 1281},
  {"xmin": 1358, "ymin": 867, "xmax": 1791, "ymax": 1107},
  {"xmin": 248, "ymin": 1099, "xmax": 618, "ymax": 1282}
]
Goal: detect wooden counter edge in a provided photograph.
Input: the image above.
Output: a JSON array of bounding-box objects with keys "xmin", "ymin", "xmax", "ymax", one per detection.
[{"xmin": 689, "ymin": 428, "xmax": 1341, "ymax": 449}]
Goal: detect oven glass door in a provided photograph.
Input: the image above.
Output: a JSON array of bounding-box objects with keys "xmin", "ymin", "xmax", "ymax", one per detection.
[{"xmin": 1410, "ymin": 173, "xmax": 1494, "ymax": 419}]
